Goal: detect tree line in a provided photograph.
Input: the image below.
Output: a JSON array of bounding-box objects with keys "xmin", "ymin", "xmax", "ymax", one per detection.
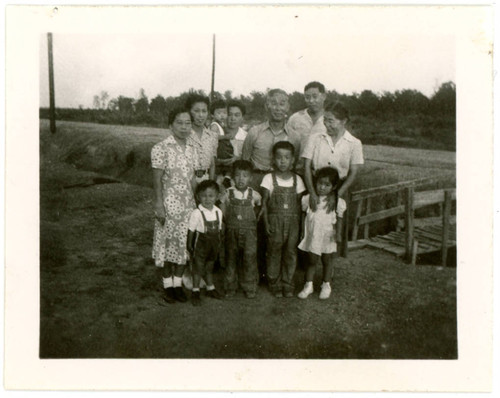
[{"xmin": 40, "ymin": 82, "xmax": 455, "ymax": 150}]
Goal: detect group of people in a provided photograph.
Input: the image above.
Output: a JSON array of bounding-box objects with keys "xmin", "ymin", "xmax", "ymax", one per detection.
[{"xmin": 151, "ymin": 81, "xmax": 364, "ymax": 306}]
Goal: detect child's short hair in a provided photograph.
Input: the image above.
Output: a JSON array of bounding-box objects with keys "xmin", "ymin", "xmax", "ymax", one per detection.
[
  {"xmin": 168, "ymin": 106, "xmax": 192, "ymax": 126},
  {"xmin": 185, "ymin": 94, "xmax": 210, "ymax": 111},
  {"xmin": 195, "ymin": 179, "xmax": 220, "ymax": 196},
  {"xmin": 210, "ymin": 99, "xmax": 227, "ymax": 114},
  {"xmin": 227, "ymin": 100, "xmax": 246, "ymax": 116},
  {"xmin": 314, "ymin": 167, "xmax": 340, "ymax": 189},
  {"xmin": 272, "ymin": 140, "xmax": 295, "ymax": 157},
  {"xmin": 232, "ymin": 159, "xmax": 253, "ymax": 175}
]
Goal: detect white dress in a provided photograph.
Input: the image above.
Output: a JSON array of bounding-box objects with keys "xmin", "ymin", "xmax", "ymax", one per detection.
[{"xmin": 298, "ymin": 194, "xmax": 346, "ymax": 255}]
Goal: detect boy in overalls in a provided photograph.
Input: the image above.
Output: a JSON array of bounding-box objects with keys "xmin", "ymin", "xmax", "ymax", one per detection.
[
  {"xmin": 220, "ymin": 160, "xmax": 262, "ymax": 299},
  {"xmin": 187, "ymin": 180, "xmax": 224, "ymax": 306},
  {"xmin": 261, "ymin": 141, "xmax": 306, "ymax": 297}
]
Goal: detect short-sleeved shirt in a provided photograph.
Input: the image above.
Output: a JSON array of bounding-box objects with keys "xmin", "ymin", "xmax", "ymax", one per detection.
[
  {"xmin": 301, "ymin": 194, "xmax": 347, "ymax": 218},
  {"xmin": 188, "ymin": 204, "xmax": 223, "ymax": 233},
  {"xmin": 220, "ymin": 187, "xmax": 262, "ymax": 207},
  {"xmin": 301, "ymin": 130, "xmax": 364, "ymax": 179},
  {"xmin": 260, "ymin": 173, "xmax": 306, "ymax": 196},
  {"xmin": 241, "ymin": 121, "xmax": 301, "ymax": 172},
  {"xmin": 191, "ymin": 127, "xmax": 219, "ymax": 170},
  {"xmin": 287, "ymin": 109, "xmax": 327, "ymax": 147}
]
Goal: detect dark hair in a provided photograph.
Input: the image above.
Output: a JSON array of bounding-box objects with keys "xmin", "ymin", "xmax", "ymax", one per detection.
[
  {"xmin": 210, "ymin": 99, "xmax": 227, "ymax": 114},
  {"xmin": 272, "ymin": 140, "xmax": 295, "ymax": 157},
  {"xmin": 314, "ymin": 167, "xmax": 340, "ymax": 190},
  {"xmin": 168, "ymin": 106, "xmax": 192, "ymax": 126},
  {"xmin": 195, "ymin": 179, "xmax": 219, "ymax": 196},
  {"xmin": 266, "ymin": 88, "xmax": 288, "ymax": 103},
  {"xmin": 185, "ymin": 94, "xmax": 210, "ymax": 111},
  {"xmin": 227, "ymin": 100, "xmax": 246, "ymax": 116},
  {"xmin": 232, "ymin": 159, "xmax": 253, "ymax": 175},
  {"xmin": 324, "ymin": 101, "xmax": 350, "ymax": 122},
  {"xmin": 304, "ymin": 81, "xmax": 326, "ymax": 93}
]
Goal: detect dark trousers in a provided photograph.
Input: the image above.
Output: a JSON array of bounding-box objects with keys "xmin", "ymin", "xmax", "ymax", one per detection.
[
  {"xmin": 266, "ymin": 214, "xmax": 300, "ymax": 293},
  {"xmin": 224, "ymin": 228, "xmax": 258, "ymax": 293}
]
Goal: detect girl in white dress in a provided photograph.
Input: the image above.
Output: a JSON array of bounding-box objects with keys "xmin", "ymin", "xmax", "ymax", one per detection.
[{"xmin": 297, "ymin": 167, "xmax": 346, "ymax": 300}]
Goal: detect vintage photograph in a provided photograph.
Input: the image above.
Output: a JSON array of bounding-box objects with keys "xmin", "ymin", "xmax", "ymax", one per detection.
[{"xmin": 5, "ymin": 4, "xmax": 494, "ymax": 392}]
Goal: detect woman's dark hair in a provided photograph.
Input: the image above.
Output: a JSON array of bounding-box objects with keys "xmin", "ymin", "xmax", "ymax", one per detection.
[
  {"xmin": 227, "ymin": 100, "xmax": 246, "ymax": 116},
  {"xmin": 195, "ymin": 179, "xmax": 220, "ymax": 196},
  {"xmin": 232, "ymin": 160, "xmax": 253, "ymax": 175},
  {"xmin": 210, "ymin": 99, "xmax": 227, "ymax": 114},
  {"xmin": 168, "ymin": 107, "xmax": 192, "ymax": 126},
  {"xmin": 185, "ymin": 94, "xmax": 210, "ymax": 111},
  {"xmin": 304, "ymin": 81, "xmax": 326, "ymax": 93},
  {"xmin": 314, "ymin": 167, "xmax": 340, "ymax": 190},
  {"xmin": 272, "ymin": 140, "xmax": 295, "ymax": 157},
  {"xmin": 324, "ymin": 101, "xmax": 350, "ymax": 122}
]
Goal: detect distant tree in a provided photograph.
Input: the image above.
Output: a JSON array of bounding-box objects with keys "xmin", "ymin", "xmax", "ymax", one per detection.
[
  {"xmin": 430, "ymin": 81, "xmax": 456, "ymax": 115},
  {"xmin": 224, "ymin": 90, "xmax": 233, "ymax": 100},
  {"xmin": 107, "ymin": 98, "xmax": 119, "ymax": 111},
  {"xmin": 378, "ymin": 91, "xmax": 396, "ymax": 114},
  {"xmin": 93, "ymin": 95, "xmax": 101, "ymax": 109},
  {"xmin": 249, "ymin": 91, "xmax": 266, "ymax": 119},
  {"xmin": 150, "ymin": 95, "xmax": 168, "ymax": 115},
  {"xmin": 135, "ymin": 88, "xmax": 149, "ymax": 114},
  {"xmin": 117, "ymin": 96, "xmax": 134, "ymax": 113},
  {"xmin": 393, "ymin": 89, "xmax": 430, "ymax": 115},
  {"xmin": 288, "ymin": 91, "xmax": 306, "ymax": 114},
  {"xmin": 100, "ymin": 91, "xmax": 109, "ymax": 109},
  {"xmin": 358, "ymin": 90, "xmax": 379, "ymax": 116}
]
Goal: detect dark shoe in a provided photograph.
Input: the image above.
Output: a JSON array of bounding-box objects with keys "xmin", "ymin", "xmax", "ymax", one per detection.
[
  {"xmin": 192, "ymin": 290, "xmax": 201, "ymax": 306},
  {"xmin": 174, "ymin": 287, "xmax": 187, "ymax": 303},
  {"xmin": 163, "ymin": 287, "xmax": 175, "ymax": 304},
  {"xmin": 206, "ymin": 289, "xmax": 223, "ymax": 300},
  {"xmin": 245, "ymin": 291, "xmax": 256, "ymax": 299}
]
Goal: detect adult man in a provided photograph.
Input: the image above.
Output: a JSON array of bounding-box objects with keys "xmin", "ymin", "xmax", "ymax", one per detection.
[
  {"xmin": 287, "ymin": 81, "xmax": 327, "ymax": 152},
  {"xmin": 241, "ymin": 88, "xmax": 301, "ymax": 190}
]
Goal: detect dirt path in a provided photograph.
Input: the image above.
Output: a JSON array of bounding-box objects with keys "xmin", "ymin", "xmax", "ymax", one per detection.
[{"xmin": 40, "ymin": 159, "xmax": 457, "ymax": 359}]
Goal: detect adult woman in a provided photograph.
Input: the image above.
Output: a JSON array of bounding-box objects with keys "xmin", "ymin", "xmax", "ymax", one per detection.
[
  {"xmin": 152, "ymin": 107, "xmax": 198, "ymax": 304},
  {"xmin": 301, "ymin": 102, "xmax": 364, "ymax": 211},
  {"xmin": 186, "ymin": 94, "xmax": 218, "ymax": 183}
]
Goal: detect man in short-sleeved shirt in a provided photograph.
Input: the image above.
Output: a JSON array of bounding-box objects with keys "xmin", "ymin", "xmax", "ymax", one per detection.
[
  {"xmin": 301, "ymin": 129, "xmax": 364, "ymax": 180},
  {"xmin": 242, "ymin": 89, "xmax": 301, "ymax": 190}
]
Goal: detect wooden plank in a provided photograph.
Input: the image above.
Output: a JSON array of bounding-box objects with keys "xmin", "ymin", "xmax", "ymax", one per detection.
[
  {"xmin": 351, "ymin": 199, "xmax": 363, "ymax": 241},
  {"xmin": 415, "ymin": 227, "xmax": 455, "ymax": 244},
  {"xmin": 414, "ymin": 189, "xmax": 445, "ymax": 208},
  {"xmin": 363, "ymin": 198, "xmax": 372, "ymax": 239},
  {"xmin": 340, "ymin": 195, "xmax": 350, "ymax": 257},
  {"xmin": 411, "ymin": 233, "xmax": 441, "ymax": 249},
  {"xmin": 396, "ymin": 190, "xmax": 403, "ymax": 232},
  {"xmin": 365, "ymin": 240, "xmax": 406, "ymax": 256},
  {"xmin": 348, "ymin": 239, "xmax": 370, "ymax": 250},
  {"xmin": 373, "ymin": 236, "xmax": 407, "ymax": 248},
  {"xmin": 404, "ymin": 186, "xmax": 414, "ymax": 262},
  {"xmin": 411, "ymin": 240, "xmax": 419, "ymax": 266},
  {"xmin": 442, "ymin": 190, "xmax": 452, "ymax": 266},
  {"xmin": 351, "ymin": 176, "xmax": 451, "ymax": 201},
  {"xmin": 358, "ymin": 205, "xmax": 405, "ymax": 225}
]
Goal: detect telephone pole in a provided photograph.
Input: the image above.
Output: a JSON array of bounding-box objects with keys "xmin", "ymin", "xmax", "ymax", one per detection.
[
  {"xmin": 47, "ymin": 33, "xmax": 56, "ymax": 134},
  {"xmin": 210, "ymin": 34, "xmax": 216, "ymax": 103}
]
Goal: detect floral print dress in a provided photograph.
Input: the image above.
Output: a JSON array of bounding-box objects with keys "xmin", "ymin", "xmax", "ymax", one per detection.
[{"xmin": 151, "ymin": 133, "xmax": 198, "ymax": 266}]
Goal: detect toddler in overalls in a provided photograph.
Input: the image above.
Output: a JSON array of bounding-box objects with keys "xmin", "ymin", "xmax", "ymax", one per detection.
[
  {"xmin": 220, "ymin": 160, "xmax": 262, "ymax": 299},
  {"xmin": 187, "ymin": 180, "xmax": 224, "ymax": 306},
  {"xmin": 261, "ymin": 141, "xmax": 306, "ymax": 297}
]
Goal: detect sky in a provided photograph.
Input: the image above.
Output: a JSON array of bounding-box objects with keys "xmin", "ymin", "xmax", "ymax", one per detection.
[{"xmin": 39, "ymin": 28, "xmax": 455, "ymax": 109}]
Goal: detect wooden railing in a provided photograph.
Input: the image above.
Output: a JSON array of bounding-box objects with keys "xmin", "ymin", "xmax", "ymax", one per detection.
[{"xmin": 340, "ymin": 176, "xmax": 456, "ymax": 266}]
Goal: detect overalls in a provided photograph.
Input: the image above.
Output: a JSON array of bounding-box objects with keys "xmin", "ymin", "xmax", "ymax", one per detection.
[
  {"xmin": 266, "ymin": 173, "xmax": 300, "ymax": 294},
  {"xmin": 194, "ymin": 211, "xmax": 221, "ymax": 263},
  {"xmin": 224, "ymin": 189, "xmax": 258, "ymax": 294}
]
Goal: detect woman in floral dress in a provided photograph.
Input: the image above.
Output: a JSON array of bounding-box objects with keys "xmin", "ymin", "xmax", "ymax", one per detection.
[{"xmin": 152, "ymin": 107, "xmax": 198, "ymax": 304}]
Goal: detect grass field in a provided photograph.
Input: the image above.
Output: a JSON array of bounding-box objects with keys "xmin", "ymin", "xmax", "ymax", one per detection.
[{"xmin": 39, "ymin": 119, "xmax": 457, "ymax": 359}]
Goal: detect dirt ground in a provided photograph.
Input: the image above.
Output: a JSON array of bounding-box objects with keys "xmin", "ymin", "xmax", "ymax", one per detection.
[{"xmin": 40, "ymin": 142, "xmax": 457, "ymax": 359}]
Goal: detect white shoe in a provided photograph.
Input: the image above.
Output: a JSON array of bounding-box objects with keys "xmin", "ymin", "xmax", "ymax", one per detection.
[
  {"xmin": 319, "ymin": 282, "xmax": 331, "ymax": 300},
  {"xmin": 298, "ymin": 282, "xmax": 313, "ymax": 299}
]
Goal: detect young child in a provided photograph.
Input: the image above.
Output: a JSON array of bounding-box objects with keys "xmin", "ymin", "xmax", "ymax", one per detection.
[
  {"xmin": 261, "ymin": 141, "xmax": 306, "ymax": 298},
  {"xmin": 297, "ymin": 167, "xmax": 346, "ymax": 300},
  {"xmin": 187, "ymin": 180, "xmax": 224, "ymax": 306},
  {"xmin": 210, "ymin": 99, "xmax": 227, "ymax": 137},
  {"xmin": 219, "ymin": 160, "xmax": 262, "ymax": 299}
]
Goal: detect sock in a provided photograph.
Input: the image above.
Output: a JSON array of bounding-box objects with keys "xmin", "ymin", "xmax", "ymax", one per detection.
[
  {"xmin": 305, "ymin": 281, "xmax": 313, "ymax": 286},
  {"xmin": 206, "ymin": 285, "xmax": 215, "ymax": 291},
  {"xmin": 173, "ymin": 276, "xmax": 182, "ymax": 287},
  {"xmin": 192, "ymin": 288, "xmax": 200, "ymax": 292},
  {"xmin": 163, "ymin": 277, "xmax": 173, "ymax": 289}
]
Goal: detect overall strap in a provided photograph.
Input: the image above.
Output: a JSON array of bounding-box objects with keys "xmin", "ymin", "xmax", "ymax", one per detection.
[
  {"xmin": 229, "ymin": 188, "xmax": 235, "ymax": 200},
  {"xmin": 215, "ymin": 211, "xmax": 220, "ymax": 230},
  {"xmin": 271, "ymin": 172, "xmax": 278, "ymax": 188},
  {"xmin": 248, "ymin": 188, "xmax": 253, "ymax": 200},
  {"xmin": 200, "ymin": 210, "xmax": 208, "ymax": 232},
  {"xmin": 293, "ymin": 173, "xmax": 297, "ymax": 189}
]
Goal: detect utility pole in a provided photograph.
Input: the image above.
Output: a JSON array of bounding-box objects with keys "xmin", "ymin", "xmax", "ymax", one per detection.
[
  {"xmin": 210, "ymin": 34, "xmax": 216, "ymax": 103},
  {"xmin": 47, "ymin": 33, "xmax": 56, "ymax": 134}
]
